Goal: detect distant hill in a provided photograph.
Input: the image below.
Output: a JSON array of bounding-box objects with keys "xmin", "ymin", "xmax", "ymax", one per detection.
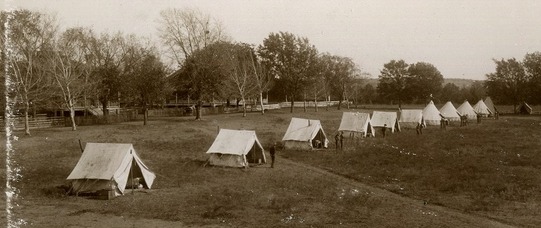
[{"xmin": 363, "ymin": 78, "xmax": 482, "ymax": 88}]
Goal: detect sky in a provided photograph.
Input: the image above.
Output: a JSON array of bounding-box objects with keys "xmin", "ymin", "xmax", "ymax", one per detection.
[{"xmin": 6, "ymin": 0, "xmax": 541, "ymax": 80}]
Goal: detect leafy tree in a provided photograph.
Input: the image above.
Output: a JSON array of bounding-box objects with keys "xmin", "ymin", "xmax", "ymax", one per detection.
[
  {"xmin": 127, "ymin": 50, "xmax": 169, "ymax": 125},
  {"xmin": 322, "ymin": 54, "xmax": 358, "ymax": 110},
  {"xmin": 360, "ymin": 83, "xmax": 377, "ymax": 104},
  {"xmin": 2, "ymin": 10, "xmax": 57, "ymax": 135},
  {"xmin": 406, "ymin": 62, "xmax": 443, "ymax": 103},
  {"xmin": 523, "ymin": 52, "xmax": 541, "ymax": 105},
  {"xmin": 158, "ymin": 7, "xmax": 228, "ymax": 66},
  {"xmin": 87, "ymin": 32, "xmax": 126, "ymax": 120},
  {"xmin": 175, "ymin": 42, "xmax": 230, "ymax": 120},
  {"xmin": 377, "ymin": 60, "xmax": 410, "ymax": 108},
  {"xmin": 466, "ymin": 81, "xmax": 487, "ymax": 103},
  {"xmin": 440, "ymin": 83, "xmax": 461, "ymax": 104},
  {"xmin": 486, "ymin": 58, "xmax": 527, "ymax": 111},
  {"xmin": 258, "ymin": 32, "xmax": 318, "ymax": 113}
]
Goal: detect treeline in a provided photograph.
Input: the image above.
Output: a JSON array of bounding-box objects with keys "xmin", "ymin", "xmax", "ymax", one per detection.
[{"xmin": 3, "ymin": 8, "xmax": 540, "ymax": 136}]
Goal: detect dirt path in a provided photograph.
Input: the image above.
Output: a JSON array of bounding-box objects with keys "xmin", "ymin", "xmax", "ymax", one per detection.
[{"xmin": 278, "ymin": 157, "xmax": 517, "ymax": 228}]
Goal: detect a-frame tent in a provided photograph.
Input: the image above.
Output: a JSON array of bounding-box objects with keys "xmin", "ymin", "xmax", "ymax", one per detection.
[
  {"xmin": 338, "ymin": 112, "xmax": 375, "ymax": 137},
  {"xmin": 473, "ymin": 99, "xmax": 492, "ymax": 117},
  {"xmin": 398, "ymin": 109, "xmax": 425, "ymax": 129},
  {"xmin": 439, "ymin": 101, "xmax": 461, "ymax": 122},
  {"xmin": 422, "ymin": 100, "xmax": 442, "ymax": 126},
  {"xmin": 371, "ymin": 111, "xmax": 401, "ymax": 133},
  {"xmin": 457, "ymin": 100, "xmax": 478, "ymax": 120},
  {"xmin": 282, "ymin": 117, "xmax": 329, "ymax": 150},
  {"xmin": 206, "ymin": 129, "xmax": 266, "ymax": 167},
  {"xmin": 484, "ymin": 97, "xmax": 497, "ymax": 116},
  {"xmin": 516, "ymin": 101, "xmax": 533, "ymax": 114},
  {"xmin": 66, "ymin": 143, "xmax": 156, "ymax": 197}
]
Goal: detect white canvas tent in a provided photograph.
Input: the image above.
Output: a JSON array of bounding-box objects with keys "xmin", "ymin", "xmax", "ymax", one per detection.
[
  {"xmin": 206, "ymin": 129, "xmax": 266, "ymax": 167},
  {"xmin": 439, "ymin": 101, "xmax": 461, "ymax": 122},
  {"xmin": 338, "ymin": 112, "xmax": 375, "ymax": 137},
  {"xmin": 422, "ymin": 101, "xmax": 441, "ymax": 125},
  {"xmin": 282, "ymin": 117, "xmax": 329, "ymax": 150},
  {"xmin": 66, "ymin": 143, "xmax": 156, "ymax": 197},
  {"xmin": 484, "ymin": 97, "xmax": 497, "ymax": 115},
  {"xmin": 398, "ymin": 109, "xmax": 425, "ymax": 129},
  {"xmin": 457, "ymin": 101, "xmax": 477, "ymax": 120},
  {"xmin": 371, "ymin": 111, "xmax": 400, "ymax": 132},
  {"xmin": 473, "ymin": 99, "xmax": 492, "ymax": 117}
]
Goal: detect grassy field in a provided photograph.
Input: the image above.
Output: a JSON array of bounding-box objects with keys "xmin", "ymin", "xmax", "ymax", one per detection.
[{"xmin": 2, "ymin": 107, "xmax": 540, "ymax": 227}]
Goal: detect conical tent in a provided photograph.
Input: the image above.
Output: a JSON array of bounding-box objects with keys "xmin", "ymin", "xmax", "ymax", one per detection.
[
  {"xmin": 473, "ymin": 99, "xmax": 492, "ymax": 117},
  {"xmin": 398, "ymin": 109, "xmax": 425, "ymax": 129},
  {"xmin": 338, "ymin": 112, "xmax": 375, "ymax": 137},
  {"xmin": 457, "ymin": 101, "xmax": 477, "ymax": 120},
  {"xmin": 206, "ymin": 129, "xmax": 266, "ymax": 167},
  {"xmin": 439, "ymin": 101, "xmax": 461, "ymax": 122},
  {"xmin": 484, "ymin": 97, "xmax": 497, "ymax": 115},
  {"xmin": 422, "ymin": 101, "xmax": 441, "ymax": 125},
  {"xmin": 516, "ymin": 101, "xmax": 533, "ymax": 114},
  {"xmin": 282, "ymin": 117, "xmax": 329, "ymax": 150},
  {"xmin": 67, "ymin": 143, "xmax": 156, "ymax": 197},
  {"xmin": 371, "ymin": 111, "xmax": 400, "ymax": 132}
]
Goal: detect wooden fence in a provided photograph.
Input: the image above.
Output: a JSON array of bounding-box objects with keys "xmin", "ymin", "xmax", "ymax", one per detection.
[{"xmin": 2, "ymin": 116, "xmax": 65, "ymax": 131}]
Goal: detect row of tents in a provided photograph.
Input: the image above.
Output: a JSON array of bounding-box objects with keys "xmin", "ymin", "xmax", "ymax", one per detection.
[{"xmin": 64, "ymin": 97, "xmax": 532, "ymax": 198}]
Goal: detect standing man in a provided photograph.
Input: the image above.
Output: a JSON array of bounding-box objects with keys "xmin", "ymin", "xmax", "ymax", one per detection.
[
  {"xmin": 339, "ymin": 132, "xmax": 344, "ymax": 150},
  {"xmin": 335, "ymin": 133, "xmax": 340, "ymax": 150},
  {"xmin": 269, "ymin": 143, "xmax": 276, "ymax": 168},
  {"xmin": 382, "ymin": 124, "xmax": 387, "ymax": 138}
]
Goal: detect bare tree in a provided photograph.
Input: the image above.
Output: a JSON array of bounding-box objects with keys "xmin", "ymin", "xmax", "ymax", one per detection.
[
  {"xmin": 48, "ymin": 27, "xmax": 93, "ymax": 130},
  {"xmin": 223, "ymin": 43, "xmax": 257, "ymax": 117},
  {"xmin": 2, "ymin": 10, "xmax": 57, "ymax": 135},
  {"xmin": 158, "ymin": 7, "xmax": 228, "ymax": 66},
  {"xmin": 250, "ymin": 52, "xmax": 273, "ymax": 114}
]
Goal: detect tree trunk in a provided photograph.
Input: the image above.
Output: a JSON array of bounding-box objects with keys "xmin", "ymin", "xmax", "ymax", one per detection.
[
  {"xmin": 101, "ymin": 98, "xmax": 109, "ymax": 123},
  {"xmin": 338, "ymin": 100, "xmax": 342, "ymax": 110},
  {"xmin": 196, "ymin": 100, "xmax": 202, "ymax": 120},
  {"xmin": 259, "ymin": 92, "xmax": 264, "ymax": 115},
  {"xmin": 326, "ymin": 95, "xmax": 329, "ymax": 111},
  {"xmin": 24, "ymin": 101, "xmax": 31, "ymax": 136},
  {"xmin": 68, "ymin": 99, "xmax": 77, "ymax": 131},
  {"xmin": 143, "ymin": 106, "xmax": 148, "ymax": 125},
  {"xmin": 314, "ymin": 94, "xmax": 318, "ymax": 112},
  {"xmin": 242, "ymin": 96, "xmax": 247, "ymax": 117},
  {"xmin": 290, "ymin": 99, "xmax": 294, "ymax": 113}
]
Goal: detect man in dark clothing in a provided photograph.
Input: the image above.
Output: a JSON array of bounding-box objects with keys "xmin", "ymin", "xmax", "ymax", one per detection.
[
  {"xmin": 339, "ymin": 133, "xmax": 344, "ymax": 150},
  {"xmin": 335, "ymin": 133, "xmax": 340, "ymax": 150},
  {"xmin": 269, "ymin": 143, "xmax": 276, "ymax": 168},
  {"xmin": 382, "ymin": 124, "xmax": 387, "ymax": 138}
]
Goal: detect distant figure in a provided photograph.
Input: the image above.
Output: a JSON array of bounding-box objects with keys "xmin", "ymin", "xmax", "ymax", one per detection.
[
  {"xmin": 314, "ymin": 139, "xmax": 322, "ymax": 149},
  {"xmin": 382, "ymin": 124, "xmax": 387, "ymax": 138},
  {"xmin": 335, "ymin": 133, "xmax": 340, "ymax": 150},
  {"xmin": 416, "ymin": 123, "xmax": 423, "ymax": 135},
  {"xmin": 460, "ymin": 115, "xmax": 467, "ymax": 127},
  {"xmin": 440, "ymin": 117, "xmax": 447, "ymax": 130},
  {"xmin": 270, "ymin": 143, "xmax": 276, "ymax": 168},
  {"xmin": 495, "ymin": 111, "xmax": 499, "ymax": 120},
  {"xmin": 477, "ymin": 114, "xmax": 481, "ymax": 124},
  {"xmin": 339, "ymin": 133, "xmax": 344, "ymax": 150}
]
